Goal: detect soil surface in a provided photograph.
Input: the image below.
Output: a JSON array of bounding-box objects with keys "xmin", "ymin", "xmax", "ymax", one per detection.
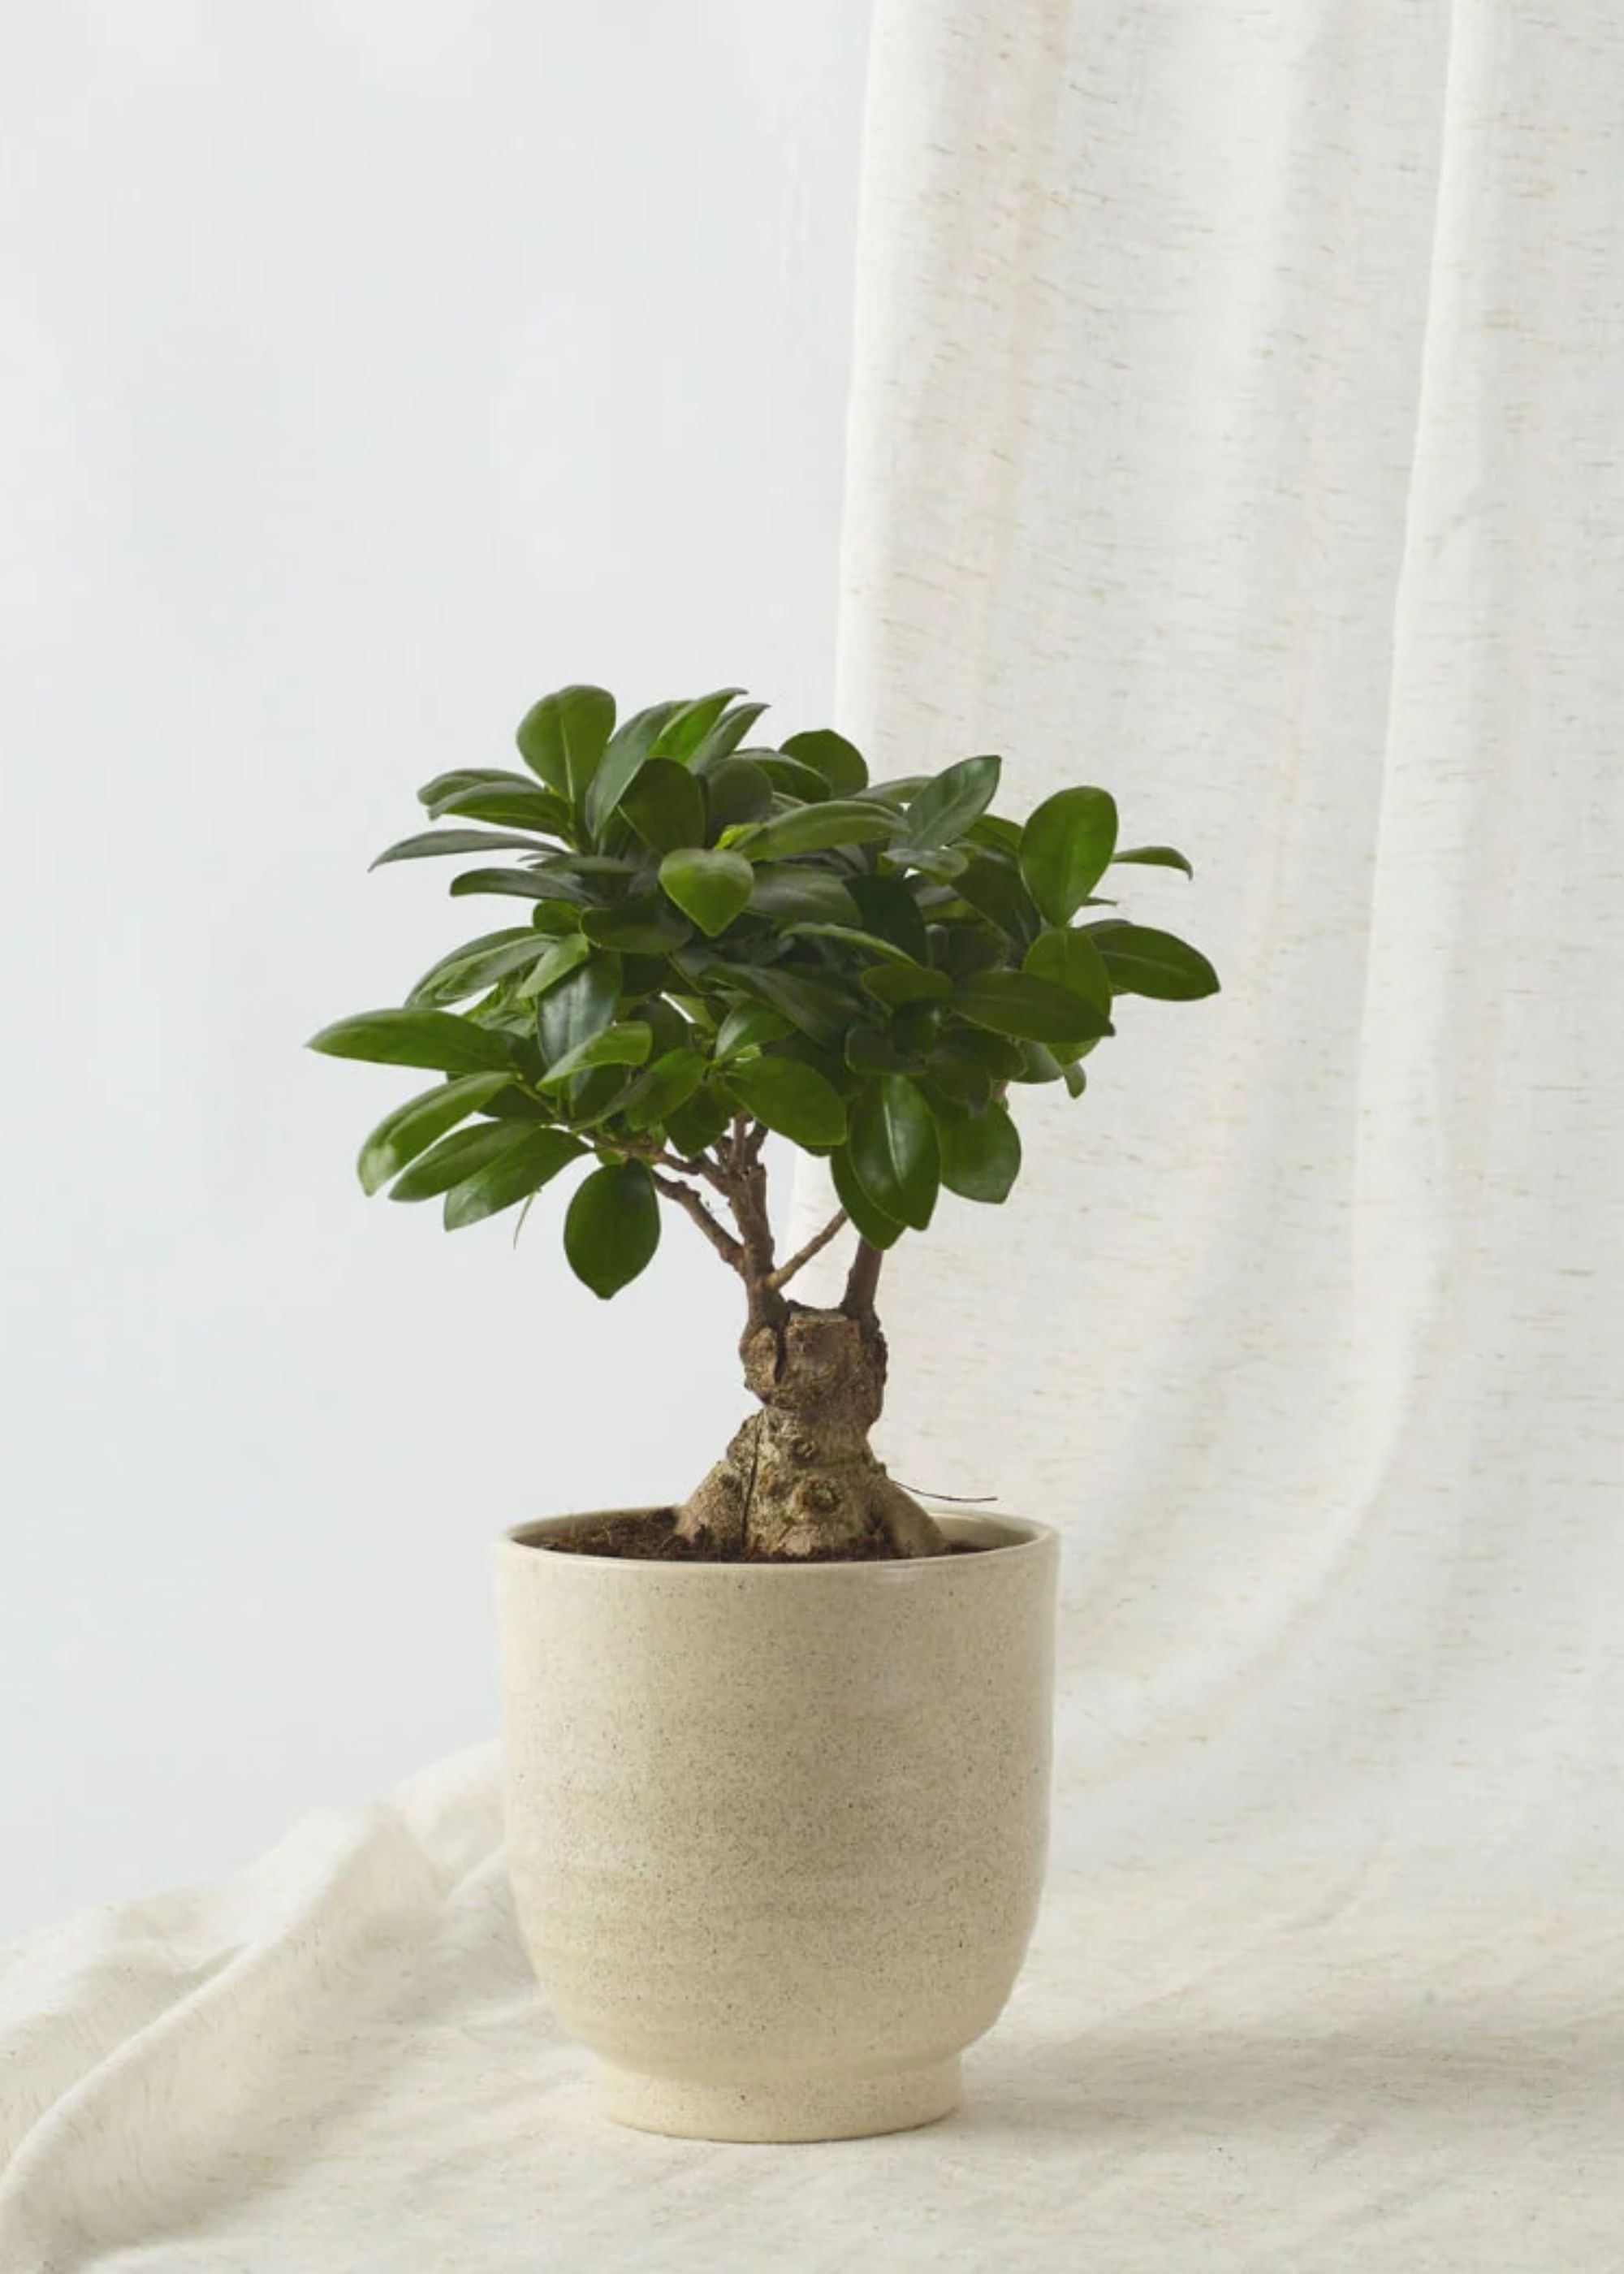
[{"xmin": 535, "ymin": 1509, "xmax": 987, "ymax": 1563}]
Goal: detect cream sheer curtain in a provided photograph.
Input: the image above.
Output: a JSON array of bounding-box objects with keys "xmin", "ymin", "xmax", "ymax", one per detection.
[
  {"xmin": 4, "ymin": 6, "xmax": 1622, "ymax": 2266},
  {"xmin": 805, "ymin": 0, "xmax": 1624, "ymax": 1891}
]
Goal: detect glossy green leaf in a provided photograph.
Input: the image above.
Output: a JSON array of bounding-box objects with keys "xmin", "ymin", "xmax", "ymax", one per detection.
[
  {"xmin": 659, "ymin": 848, "xmax": 754, "ymax": 936},
  {"xmin": 1112, "ymin": 843, "xmax": 1194, "ymax": 879},
  {"xmin": 860, "ymin": 964, "xmax": 952, "ymax": 1009},
  {"xmin": 689, "ymin": 701, "xmax": 769, "ymax": 772},
  {"xmin": 746, "ymin": 866, "xmax": 861, "ymax": 927},
  {"xmin": 955, "ymin": 970, "xmax": 1112, "ymax": 1044},
  {"xmin": 447, "ymin": 867, "xmax": 589, "ymax": 906},
  {"xmin": 844, "ymin": 873, "xmax": 930, "ymax": 962},
  {"xmin": 443, "ymin": 1127, "xmax": 585, "ymax": 1230},
  {"xmin": 783, "ymin": 922, "xmax": 918, "ymax": 966},
  {"xmin": 516, "ymin": 685, "xmax": 615, "ymax": 804},
  {"xmin": 405, "ymin": 928, "xmax": 542, "ymax": 1009},
  {"xmin": 1062, "ymin": 1061, "xmax": 1088, "ymax": 1098},
  {"xmin": 831, "ymin": 1142, "xmax": 904, "ymax": 1249},
  {"xmin": 1088, "ymin": 922, "xmax": 1220, "ymax": 1000},
  {"xmin": 937, "ymin": 1101, "xmax": 1021, "ymax": 1204},
  {"xmin": 849, "ymin": 1075, "xmax": 939, "ymax": 1230},
  {"xmin": 389, "ymin": 1118, "xmax": 534, "ymax": 1200},
  {"xmin": 723, "ymin": 965, "xmax": 855, "ymax": 1045},
  {"xmin": 654, "ymin": 688, "xmax": 745, "ymax": 764},
  {"xmin": 955, "ymin": 854, "xmax": 1041, "ymax": 945},
  {"xmin": 901, "ymin": 754, "xmax": 1001, "ymax": 850},
  {"xmin": 619, "ymin": 758, "xmax": 706, "ymax": 854},
  {"xmin": 564, "ymin": 1160, "xmax": 661, "ymax": 1297},
  {"xmin": 538, "ymin": 1021, "xmax": 652, "ymax": 1087},
  {"xmin": 307, "ymin": 1009, "xmax": 516, "ymax": 1075},
  {"xmin": 537, "ymin": 956, "xmax": 620, "ymax": 1072},
  {"xmin": 513, "ymin": 933, "xmax": 591, "ymax": 1000},
  {"xmin": 704, "ymin": 758, "xmax": 775, "ymax": 836},
  {"xmin": 779, "ymin": 728, "xmax": 867, "ymax": 796},
  {"xmin": 371, "ymin": 828, "xmax": 554, "ymax": 871},
  {"xmin": 583, "ymin": 701, "xmax": 680, "ymax": 839},
  {"xmin": 664, "ymin": 1087, "xmax": 731, "ymax": 1156},
  {"xmin": 355, "ymin": 1073, "xmax": 512, "ymax": 1195},
  {"xmin": 620, "ymin": 1048, "xmax": 707, "ymax": 1134},
  {"xmin": 582, "ymin": 902, "xmax": 690, "ymax": 953},
  {"xmin": 725, "ymin": 1056, "xmax": 847, "ymax": 1148},
  {"xmin": 1022, "ymin": 926, "xmax": 1113, "ymax": 1013},
  {"xmin": 715, "ymin": 1002, "xmax": 792, "ymax": 1060},
  {"xmin": 728, "ymin": 801, "xmax": 901, "ymax": 862},
  {"xmin": 1019, "ymin": 787, "xmax": 1119, "ymax": 923}
]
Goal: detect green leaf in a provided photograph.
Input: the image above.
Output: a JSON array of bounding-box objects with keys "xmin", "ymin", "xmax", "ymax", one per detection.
[
  {"xmin": 516, "ymin": 685, "xmax": 615, "ymax": 804},
  {"xmin": 355, "ymin": 1073, "xmax": 512, "ymax": 1195},
  {"xmin": 581, "ymin": 901, "xmax": 690, "ymax": 953},
  {"xmin": 726, "ymin": 1056, "xmax": 848, "ymax": 1148},
  {"xmin": 513, "ymin": 933, "xmax": 592, "ymax": 1001},
  {"xmin": 844, "ymin": 874, "xmax": 929, "ymax": 962},
  {"xmin": 538, "ymin": 1021, "xmax": 652, "ymax": 1087},
  {"xmin": 689, "ymin": 701, "xmax": 769, "ymax": 771},
  {"xmin": 1088, "ymin": 922, "xmax": 1220, "ymax": 1000},
  {"xmin": 538, "ymin": 955, "xmax": 620, "ymax": 1071},
  {"xmin": 1019, "ymin": 788, "xmax": 1119, "ymax": 923},
  {"xmin": 659, "ymin": 848, "xmax": 754, "ymax": 936},
  {"xmin": 729, "ymin": 801, "xmax": 901, "ymax": 862},
  {"xmin": 861, "ymin": 964, "xmax": 952, "ymax": 1009},
  {"xmin": 620, "ymin": 758, "xmax": 706, "ymax": 854},
  {"xmin": 371, "ymin": 828, "xmax": 555, "ymax": 871},
  {"xmin": 715, "ymin": 1001, "xmax": 791, "ymax": 1060},
  {"xmin": 861, "ymin": 775, "xmax": 930, "ymax": 808},
  {"xmin": 831, "ymin": 1142, "xmax": 904, "ymax": 1249},
  {"xmin": 1062, "ymin": 1061, "xmax": 1088, "ymax": 1098},
  {"xmin": 664, "ymin": 1087, "xmax": 731, "ymax": 1155},
  {"xmin": 779, "ymin": 728, "xmax": 868, "ymax": 796},
  {"xmin": 849, "ymin": 1075, "xmax": 939, "ymax": 1230},
  {"xmin": 783, "ymin": 922, "xmax": 918, "ymax": 966},
  {"xmin": 389, "ymin": 1118, "xmax": 534, "ymax": 1200},
  {"xmin": 901, "ymin": 754, "xmax": 1001, "ymax": 849},
  {"xmin": 447, "ymin": 867, "xmax": 589, "ymax": 906},
  {"xmin": 955, "ymin": 854, "xmax": 1040, "ymax": 945},
  {"xmin": 564, "ymin": 1160, "xmax": 662, "ymax": 1297},
  {"xmin": 583, "ymin": 701, "xmax": 680, "ymax": 840},
  {"xmin": 408, "ymin": 929, "xmax": 550, "ymax": 1008},
  {"xmin": 654, "ymin": 688, "xmax": 745, "ymax": 764},
  {"xmin": 846, "ymin": 1026, "xmax": 911, "ymax": 1076},
  {"xmin": 1112, "ymin": 843, "xmax": 1194, "ymax": 879},
  {"xmin": 443, "ymin": 1127, "xmax": 585, "ymax": 1230},
  {"xmin": 746, "ymin": 865, "xmax": 861, "ymax": 927},
  {"xmin": 308, "ymin": 1008, "xmax": 516, "ymax": 1075},
  {"xmin": 1022, "ymin": 926, "xmax": 1112, "ymax": 1013},
  {"xmin": 757, "ymin": 754, "xmax": 834, "ymax": 802},
  {"xmin": 937, "ymin": 1101, "xmax": 1021, "ymax": 1204},
  {"xmin": 419, "ymin": 772, "xmax": 572, "ymax": 832},
  {"xmin": 955, "ymin": 970, "xmax": 1111, "ymax": 1044},
  {"xmin": 723, "ymin": 965, "xmax": 855, "ymax": 1045},
  {"xmin": 704, "ymin": 758, "xmax": 775, "ymax": 836},
  {"xmin": 620, "ymin": 1048, "xmax": 707, "ymax": 1134}
]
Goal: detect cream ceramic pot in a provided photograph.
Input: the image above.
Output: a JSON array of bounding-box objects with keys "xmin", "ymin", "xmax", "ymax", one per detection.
[{"xmin": 495, "ymin": 1510, "xmax": 1058, "ymax": 2142}]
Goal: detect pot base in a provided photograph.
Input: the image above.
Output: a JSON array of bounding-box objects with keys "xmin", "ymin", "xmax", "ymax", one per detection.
[{"xmin": 598, "ymin": 2055, "xmax": 963, "ymax": 2143}]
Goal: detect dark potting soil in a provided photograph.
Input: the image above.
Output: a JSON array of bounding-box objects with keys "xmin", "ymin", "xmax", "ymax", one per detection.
[{"xmin": 534, "ymin": 1509, "xmax": 988, "ymax": 1563}]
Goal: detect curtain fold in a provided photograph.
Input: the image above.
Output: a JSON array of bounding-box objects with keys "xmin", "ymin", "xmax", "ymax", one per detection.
[{"xmin": 808, "ymin": 0, "xmax": 1624, "ymax": 1877}]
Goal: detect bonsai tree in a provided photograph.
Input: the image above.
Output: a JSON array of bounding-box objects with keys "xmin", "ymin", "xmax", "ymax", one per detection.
[{"xmin": 310, "ymin": 685, "xmax": 1217, "ymax": 1561}]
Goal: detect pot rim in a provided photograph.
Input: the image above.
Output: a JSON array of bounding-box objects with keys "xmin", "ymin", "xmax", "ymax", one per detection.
[{"xmin": 498, "ymin": 1507, "xmax": 1056, "ymax": 1576}]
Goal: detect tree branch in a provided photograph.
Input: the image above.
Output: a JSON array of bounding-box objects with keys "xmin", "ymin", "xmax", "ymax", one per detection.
[
  {"xmin": 767, "ymin": 1209, "xmax": 849, "ymax": 1293},
  {"xmin": 843, "ymin": 1239, "xmax": 884, "ymax": 1322},
  {"xmin": 648, "ymin": 1170, "xmax": 745, "ymax": 1272}
]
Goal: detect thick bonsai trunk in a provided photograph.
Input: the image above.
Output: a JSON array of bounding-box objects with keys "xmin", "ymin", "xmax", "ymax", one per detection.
[{"xmin": 674, "ymin": 1305, "xmax": 948, "ymax": 1560}]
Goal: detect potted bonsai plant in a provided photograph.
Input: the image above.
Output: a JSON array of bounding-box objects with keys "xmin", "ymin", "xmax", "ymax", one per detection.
[{"xmin": 311, "ymin": 684, "xmax": 1216, "ymax": 2141}]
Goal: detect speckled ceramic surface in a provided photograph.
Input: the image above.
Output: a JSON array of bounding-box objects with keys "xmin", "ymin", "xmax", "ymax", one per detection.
[{"xmin": 495, "ymin": 1510, "xmax": 1058, "ymax": 2142}]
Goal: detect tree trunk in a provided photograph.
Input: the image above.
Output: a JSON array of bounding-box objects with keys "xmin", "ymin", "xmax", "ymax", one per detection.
[{"xmin": 673, "ymin": 1305, "xmax": 949, "ymax": 1559}]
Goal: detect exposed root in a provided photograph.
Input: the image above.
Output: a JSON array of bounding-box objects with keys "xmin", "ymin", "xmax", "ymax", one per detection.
[{"xmin": 674, "ymin": 1307, "xmax": 948, "ymax": 1561}]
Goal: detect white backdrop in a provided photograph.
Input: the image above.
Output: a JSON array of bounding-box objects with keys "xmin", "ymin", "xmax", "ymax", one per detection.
[{"xmin": 0, "ymin": 0, "xmax": 874, "ymax": 1937}]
